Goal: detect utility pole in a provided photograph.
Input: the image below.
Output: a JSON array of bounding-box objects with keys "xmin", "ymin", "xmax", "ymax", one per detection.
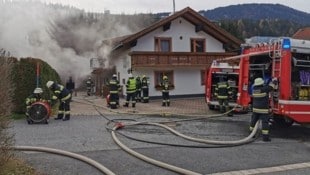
[{"xmin": 173, "ymin": 0, "xmax": 175, "ymax": 13}]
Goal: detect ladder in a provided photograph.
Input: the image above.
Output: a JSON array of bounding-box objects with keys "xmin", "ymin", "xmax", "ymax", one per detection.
[
  {"xmin": 270, "ymin": 39, "xmax": 282, "ymax": 77},
  {"xmin": 269, "ymin": 39, "xmax": 282, "ymax": 110}
]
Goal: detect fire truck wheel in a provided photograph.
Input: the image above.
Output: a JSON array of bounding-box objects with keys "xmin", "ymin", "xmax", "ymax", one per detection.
[
  {"xmin": 274, "ymin": 116, "xmax": 294, "ymax": 128},
  {"xmin": 208, "ymin": 105, "xmax": 215, "ymax": 110}
]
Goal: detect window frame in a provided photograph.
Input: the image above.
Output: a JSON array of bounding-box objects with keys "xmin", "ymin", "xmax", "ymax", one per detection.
[
  {"xmin": 155, "ymin": 37, "xmax": 172, "ymax": 52},
  {"xmin": 154, "ymin": 70, "xmax": 174, "ymax": 90},
  {"xmin": 190, "ymin": 38, "xmax": 206, "ymax": 52}
]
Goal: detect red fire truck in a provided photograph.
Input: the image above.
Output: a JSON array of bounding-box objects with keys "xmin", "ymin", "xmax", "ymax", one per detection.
[
  {"xmin": 236, "ymin": 37, "xmax": 310, "ymax": 126},
  {"xmin": 205, "ymin": 61, "xmax": 239, "ymax": 110}
]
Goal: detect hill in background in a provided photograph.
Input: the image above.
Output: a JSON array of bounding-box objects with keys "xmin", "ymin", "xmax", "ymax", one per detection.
[{"xmin": 199, "ymin": 3, "xmax": 310, "ymax": 25}]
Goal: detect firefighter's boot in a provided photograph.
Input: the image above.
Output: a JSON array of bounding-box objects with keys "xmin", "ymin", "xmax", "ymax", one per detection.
[
  {"xmin": 162, "ymin": 102, "xmax": 166, "ymax": 106},
  {"xmin": 262, "ymin": 135, "xmax": 271, "ymax": 142},
  {"xmin": 55, "ymin": 114, "xmax": 63, "ymax": 120},
  {"xmin": 132, "ymin": 103, "xmax": 136, "ymax": 108},
  {"xmin": 167, "ymin": 101, "xmax": 170, "ymax": 107},
  {"xmin": 123, "ymin": 103, "xmax": 129, "ymax": 107},
  {"xmin": 63, "ymin": 115, "xmax": 70, "ymax": 121}
]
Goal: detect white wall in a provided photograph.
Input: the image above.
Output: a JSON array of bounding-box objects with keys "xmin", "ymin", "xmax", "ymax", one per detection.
[
  {"xmin": 132, "ymin": 17, "xmax": 225, "ymax": 52},
  {"xmin": 172, "ymin": 68, "xmax": 205, "ymax": 95},
  {"xmin": 115, "ymin": 17, "xmax": 226, "ymax": 97},
  {"xmin": 130, "ymin": 67, "xmax": 205, "ymax": 97}
]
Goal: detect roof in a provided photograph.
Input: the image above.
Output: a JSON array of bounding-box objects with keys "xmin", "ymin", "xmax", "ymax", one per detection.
[
  {"xmin": 292, "ymin": 27, "xmax": 310, "ymax": 40},
  {"xmin": 112, "ymin": 7, "xmax": 242, "ymax": 51}
]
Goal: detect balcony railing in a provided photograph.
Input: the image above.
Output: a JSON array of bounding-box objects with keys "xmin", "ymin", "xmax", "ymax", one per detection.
[{"xmin": 130, "ymin": 51, "xmax": 238, "ymax": 68}]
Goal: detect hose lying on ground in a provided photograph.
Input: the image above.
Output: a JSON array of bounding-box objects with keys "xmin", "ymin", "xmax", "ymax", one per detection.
[
  {"xmin": 13, "ymin": 146, "xmax": 116, "ymax": 175},
  {"xmin": 111, "ymin": 121, "xmax": 260, "ymax": 175},
  {"xmin": 111, "ymin": 125, "xmax": 203, "ymax": 175}
]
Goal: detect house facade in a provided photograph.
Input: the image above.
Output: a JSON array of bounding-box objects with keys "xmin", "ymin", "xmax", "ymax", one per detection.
[{"xmin": 107, "ymin": 7, "xmax": 242, "ymax": 98}]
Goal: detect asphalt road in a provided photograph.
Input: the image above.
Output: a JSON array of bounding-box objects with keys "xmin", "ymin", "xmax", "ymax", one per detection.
[{"xmin": 9, "ymin": 113, "xmax": 310, "ymax": 175}]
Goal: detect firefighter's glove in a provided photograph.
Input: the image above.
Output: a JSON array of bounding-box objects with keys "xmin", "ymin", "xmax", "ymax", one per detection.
[{"xmin": 272, "ymin": 78, "xmax": 278, "ymax": 85}]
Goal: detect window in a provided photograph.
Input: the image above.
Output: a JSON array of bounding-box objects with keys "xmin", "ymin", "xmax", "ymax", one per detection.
[
  {"xmin": 155, "ymin": 37, "xmax": 172, "ymax": 52},
  {"xmin": 154, "ymin": 71, "xmax": 174, "ymax": 90},
  {"xmin": 191, "ymin": 38, "xmax": 205, "ymax": 52}
]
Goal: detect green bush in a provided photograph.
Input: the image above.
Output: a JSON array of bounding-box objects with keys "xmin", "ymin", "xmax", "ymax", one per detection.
[{"xmin": 11, "ymin": 57, "xmax": 61, "ymax": 113}]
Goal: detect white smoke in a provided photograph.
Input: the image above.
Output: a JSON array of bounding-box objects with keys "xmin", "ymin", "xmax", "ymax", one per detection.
[{"xmin": 0, "ymin": 1, "xmax": 135, "ymax": 86}]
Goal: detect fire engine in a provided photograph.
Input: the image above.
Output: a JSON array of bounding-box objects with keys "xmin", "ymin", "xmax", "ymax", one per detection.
[
  {"xmin": 205, "ymin": 61, "xmax": 239, "ymax": 111},
  {"xmin": 236, "ymin": 37, "xmax": 310, "ymax": 126}
]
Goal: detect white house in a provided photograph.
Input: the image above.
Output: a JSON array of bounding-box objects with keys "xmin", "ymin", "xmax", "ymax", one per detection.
[{"xmin": 105, "ymin": 7, "xmax": 241, "ymax": 98}]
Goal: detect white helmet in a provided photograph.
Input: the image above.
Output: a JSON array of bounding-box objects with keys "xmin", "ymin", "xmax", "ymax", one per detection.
[
  {"xmin": 254, "ymin": 78, "xmax": 264, "ymax": 86},
  {"xmin": 46, "ymin": 81, "xmax": 54, "ymax": 88},
  {"xmin": 128, "ymin": 73, "xmax": 133, "ymax": 78},
  {"xmin": 33, "ymin": 87, "xmax": 43, "ymax": 94},
  {"xmin": 112, "ymin": 74, "xmax": 117, "ymax": 78}
]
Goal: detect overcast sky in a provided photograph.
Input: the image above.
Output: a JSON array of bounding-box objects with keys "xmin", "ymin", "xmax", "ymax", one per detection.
[{"xmin": 26, "ymin": 0, "xmax": 310, "ymax": 14}]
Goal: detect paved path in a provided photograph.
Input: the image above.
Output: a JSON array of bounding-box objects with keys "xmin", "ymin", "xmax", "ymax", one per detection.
[{"xmin": 70, "ymin": 94, "xmax": 213, "ymax": 116}]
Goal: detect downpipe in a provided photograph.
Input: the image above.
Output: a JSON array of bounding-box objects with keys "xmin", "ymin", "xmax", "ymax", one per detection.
[{"xmin": 12, "ymin": 146, "xmax": 115, "ymax": 175}]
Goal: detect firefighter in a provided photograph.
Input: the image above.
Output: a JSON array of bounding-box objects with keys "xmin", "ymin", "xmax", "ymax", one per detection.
[
  {"xmin": 161, "ymin": 75, "xmax": 170, "ymax": 107},
  {"xmin": 215, "ymin": 78, "xmax": 233, "ymax": 116},
  {"xmin": 123, "ymin": 74, "xmax": 137, "ymax": 108},
  {"xmin": 249, "ymin": 77, "xmax": 277, "ymax": 142},
  {"xmin": 108, "ymin": 74, "xmax": 120, "ymax": 109},
  {"xmin": 66, "ymin": 76, "xmax": 75, "ymax": 100},
  {"xmin": 141, "ymin": 75, "xmax": 149, "ymax": 103},
  {"xmin": 46, "ymin": 81, "xmax": 71, "ymax": 121},
  {"xmin": 25, "ymin": 88, "xmax": 45, "ymax": 118},
  {"xmin": 135, "ymin": 76, "xmax": 142, "ymax": 102},
  {"xmin": 86, "ymin": 77, "xmax": 94, "ymax": 96}
]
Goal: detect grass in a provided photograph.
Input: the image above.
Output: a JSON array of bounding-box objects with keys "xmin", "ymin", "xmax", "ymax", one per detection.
[
  {"xmin": 0, "ymin": 158, "xmax": 43, "ymax": 175},
  {"xmin": 10, "ymin": 113, "xmax": 26, "ymax": 120}
]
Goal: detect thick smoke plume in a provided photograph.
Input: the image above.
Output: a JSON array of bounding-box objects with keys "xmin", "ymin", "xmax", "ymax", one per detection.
[{"xmin": 0, "ymin": 1, "xmax": 154, "ymax": 86}]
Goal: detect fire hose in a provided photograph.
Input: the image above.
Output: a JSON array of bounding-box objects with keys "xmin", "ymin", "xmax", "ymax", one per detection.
[
  {"xmin": 12, "ymin": 97, "xmax": 259, "ymax": 175},
  {"xmin": 110, "ymin": 120, "xmax": 260, "ymax": 175},
  {"xmin": 12, "ymin": 146, "xmax": 115, "ymax": 175}
]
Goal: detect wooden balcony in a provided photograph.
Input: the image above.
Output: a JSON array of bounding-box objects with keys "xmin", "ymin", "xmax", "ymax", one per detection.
[{"xmin": 130, "ymin": 51, "xmax": 238, "ymax": 68}]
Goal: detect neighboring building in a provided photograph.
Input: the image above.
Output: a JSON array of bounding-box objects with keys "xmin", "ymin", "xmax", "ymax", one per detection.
[
  {"xmin": 292, "ymin": 27, "xmax": 310, "ymax": 40},
  {"xmin": 103, "ymin": 7, "xmax": 242, "ymax": 98}
]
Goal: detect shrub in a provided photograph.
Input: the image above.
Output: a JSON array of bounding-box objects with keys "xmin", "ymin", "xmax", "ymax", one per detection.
[
  {"xmin": 0, "ymin": 56, "xmax": 14, "ymax": 167},
  {"xmin": 11, "ymin": 57, "xmax": 61, "ymax": 113}
]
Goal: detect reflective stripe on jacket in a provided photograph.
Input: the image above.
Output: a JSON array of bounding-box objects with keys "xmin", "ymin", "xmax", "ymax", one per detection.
[
  {"xmin": 252, "ymin": 85, "xmax": 273, "ymax": 114},
  {"xmin": 52, "ymin": 84, "xmax": 71, "ymax": 101},
  {"xmin": 126, "ymin": 78, "xmax": 136, "ymax": 93},
  {"xmin": 109, "ymin": 79, "xmax": 120, "ymax": 94},
  {"xmin": 161, "ymin": 80, "xmax": 169, "ymax": 93},
  {"xmin": 215, "ymin": 82, "xmax": 231, "ymax": 99}
]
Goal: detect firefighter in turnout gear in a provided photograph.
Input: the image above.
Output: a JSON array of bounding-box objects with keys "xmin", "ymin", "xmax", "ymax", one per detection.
[
  {"xmin": 86, "ymin": 77, "xmax": 94, "ymax": 96},
  {"xmin": 141, "ymin": 75, "xmax": 149, "ymax": 103},
  {"xmin": 215, "ymin": 79, "xmax": 233, "ymax": 116},
  {"xmin": 123, "ymin": 74, "xmax": 137, "ymax": 107},
  {"xmin": 108, "ymin": 74, "xmax": 120, "ymax": 109},
  {"xmin": 135, "ymin": 76, "xmax": 142, "ymax": 102},
  {"xmin": 161, "ymin": 75, "xmax": 170, "ymax": 107},
  {"xmin": 249, "ymin": 77, "xmax": 277, "ymax": 142},
  {"xmin": 46, "ymin": 81, "xmax": 71, "ymax": 121},
  {"xmin": 25, "ymin": 88, "xmax": 45, "ymax": 118}
]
